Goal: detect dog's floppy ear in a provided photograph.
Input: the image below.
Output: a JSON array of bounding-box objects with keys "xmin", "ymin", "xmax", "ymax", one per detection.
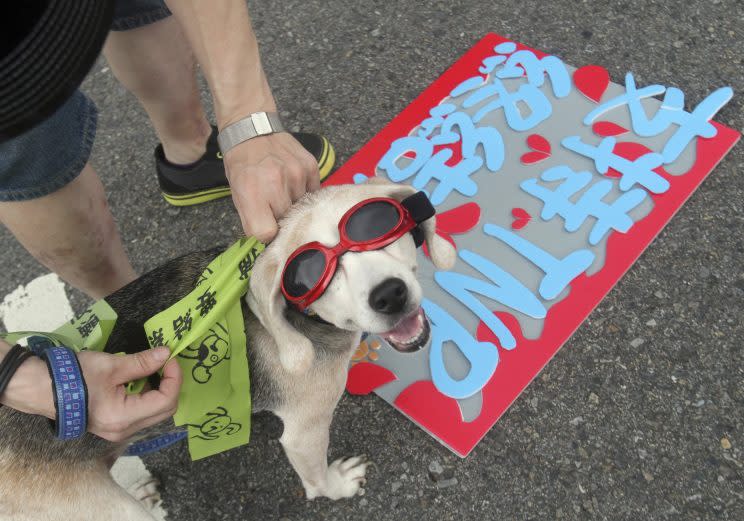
[
  {"xmin": 368, "ymin": 177, "xmax": 457, "ymax": 270},
  {"xmin": 246, "ymin": 246, "xmax": 314, "ymax": 374},
  {"xmin": 419, "ymin": 216, "xmax": 457, "ymax": 270}
]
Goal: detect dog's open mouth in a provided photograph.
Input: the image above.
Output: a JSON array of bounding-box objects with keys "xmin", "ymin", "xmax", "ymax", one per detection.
[{"xmin": 380, "ymin": 307, "xmax": 430, "ymax": 353}]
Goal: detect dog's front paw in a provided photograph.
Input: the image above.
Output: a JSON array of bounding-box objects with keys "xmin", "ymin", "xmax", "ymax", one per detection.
[
  {"xmin": 306, "ymin": 455, "xmax": 370, "ymax": 500},
  {"xmin": 111, "ymin": 456, "xmax": 166, "ymax": 519},
  {"xmin": 130, "ymin": 477, "xmax": 162, "ymax": 510}
]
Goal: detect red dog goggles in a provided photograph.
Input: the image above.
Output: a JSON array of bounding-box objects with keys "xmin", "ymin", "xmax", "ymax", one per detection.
[{"xmin": 281, "ymin": 191, "xmax": 435, "ymax": 310}]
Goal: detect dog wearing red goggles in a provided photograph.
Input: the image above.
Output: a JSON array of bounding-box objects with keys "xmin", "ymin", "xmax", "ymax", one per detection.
[{"xmin": 244, "ymin": 178, "xmax": 455, "ymax": 498}]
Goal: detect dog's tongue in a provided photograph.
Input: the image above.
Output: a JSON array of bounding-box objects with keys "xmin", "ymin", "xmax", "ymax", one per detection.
[{"xmin": 381, "ymin": 308, "xmax": 423, "ymax": 342}]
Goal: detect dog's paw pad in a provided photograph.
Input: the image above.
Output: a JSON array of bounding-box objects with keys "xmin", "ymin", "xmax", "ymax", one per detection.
[{"xmin": 351, "ymin": 340, "xmax": 382, "ymax": 364}]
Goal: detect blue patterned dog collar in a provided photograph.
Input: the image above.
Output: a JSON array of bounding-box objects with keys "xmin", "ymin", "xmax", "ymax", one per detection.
[{"xmin": 40, "ymin": 346, "xmax": 88, "ymax": 440}]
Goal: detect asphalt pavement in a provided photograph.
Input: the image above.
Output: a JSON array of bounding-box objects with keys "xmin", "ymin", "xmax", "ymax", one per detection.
[{"xmin": 1, "ymin": 0, "xmax": 742, "ymax": 519}]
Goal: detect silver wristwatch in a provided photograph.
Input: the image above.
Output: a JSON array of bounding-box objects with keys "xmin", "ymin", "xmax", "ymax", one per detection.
[{"xmin": 217, "ymin": 112, "xmax": 285, "ymax": 154}]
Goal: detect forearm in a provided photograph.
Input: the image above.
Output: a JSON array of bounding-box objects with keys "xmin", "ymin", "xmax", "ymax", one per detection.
[
  {"xmin": 0, "ymin": 340, "xmax": 54, "ymax": 419},
  {"xmin": 164, "ymin": 0, "xmax": 276, "ymax": 128}
]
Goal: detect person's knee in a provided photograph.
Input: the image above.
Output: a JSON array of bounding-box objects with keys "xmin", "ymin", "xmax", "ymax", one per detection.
[{"xmin": 34, "ymin": 193, "xmax": 118, "ymax": 273}]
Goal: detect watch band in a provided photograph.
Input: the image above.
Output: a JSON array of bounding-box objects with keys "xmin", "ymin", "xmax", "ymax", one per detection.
[{"xmin": 217, "ymin": 112, "xmax": 285, "ymax": 154}]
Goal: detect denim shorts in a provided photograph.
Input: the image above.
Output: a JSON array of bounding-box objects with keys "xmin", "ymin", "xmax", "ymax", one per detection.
[{"xmin": 0, "ymin": 0, "xmax": 172, "ymax": 202}]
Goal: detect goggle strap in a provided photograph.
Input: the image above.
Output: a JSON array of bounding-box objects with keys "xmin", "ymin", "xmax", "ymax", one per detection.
[
  {"xmin": 401, "ymin": 191, "xmax": 435, "ymax": 224},
  {"xmin": 401, "ymin": 191, "xmax": 434, "ymax": 249},
  {"xmin": 410, "ymin": 226, "xmax": 425, "ymax": 247}
]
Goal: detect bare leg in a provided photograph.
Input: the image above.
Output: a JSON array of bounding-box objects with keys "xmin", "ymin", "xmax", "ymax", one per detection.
[
  {"xmin": 278, "ymin": 409, "xmax": 370, "ymax": 500},
  {"xmin": 103, "ymin": 16, "xmax": 212, "ymax": 165},
  {"xmin": 0, "ymin": 164, "xmax": 136, "ymax": 299},
  {"xmin": 1, "ymin": 17, "xmax": 213, "ymax": 299}
]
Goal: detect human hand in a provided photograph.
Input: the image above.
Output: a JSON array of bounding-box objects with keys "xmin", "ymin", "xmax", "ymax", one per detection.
[
  {"xmin": 1, "ymin": 346, "xmax": 181, "ymax": 442},
  {"xmin": 224, "ymin": 132, "xmax": 320, "ymax": 242},
  {"xmin": 78, "ymin": 347, "xmax": 182, "ymax": 442}
]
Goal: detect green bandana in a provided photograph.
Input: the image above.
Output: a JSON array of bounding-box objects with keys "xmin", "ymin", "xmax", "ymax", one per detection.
[{"xmin": 0, "ymin": 237, "xmax": 264, "ymax": 461}]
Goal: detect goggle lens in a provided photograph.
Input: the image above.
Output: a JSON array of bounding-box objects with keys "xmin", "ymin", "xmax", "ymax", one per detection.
[
  {"xmin": 344, "ymin": 201, "xmax": 401, "ymax": 242},
  {"xmin": 282, "ymin": 248, "xmax": 326, "ymax": 298}
]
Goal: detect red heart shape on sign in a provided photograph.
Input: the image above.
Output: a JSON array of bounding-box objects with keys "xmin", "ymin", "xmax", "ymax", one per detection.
[
  {"xmin": 574, "ymin": 65, "xmax": 610, "ymax": 103},
  {"xmin": 511, "ymin": 207, "xmax": 532, "ymax": 230},
  {"xmin": 520, "ymin": 134, "xmax": 552, "ymax": 165}
]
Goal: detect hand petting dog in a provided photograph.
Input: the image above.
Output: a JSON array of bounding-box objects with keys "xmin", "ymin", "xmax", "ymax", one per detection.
[{"xmin": 225, "ymin": 132, "xmax": 320, "ymax": 242}]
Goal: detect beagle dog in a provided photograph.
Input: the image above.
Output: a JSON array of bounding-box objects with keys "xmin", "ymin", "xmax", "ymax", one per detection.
[{"xmin": 0, "ymin": 179, "xmax": 455, "ymax": 520}]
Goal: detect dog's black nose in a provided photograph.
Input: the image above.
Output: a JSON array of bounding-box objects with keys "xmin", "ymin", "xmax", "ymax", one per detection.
[{"xmin": 369, "ymin": 278, "xmax": 408, "ymax": 315}]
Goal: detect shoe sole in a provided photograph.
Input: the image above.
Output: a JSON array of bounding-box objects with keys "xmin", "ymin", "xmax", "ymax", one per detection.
[{"xmin": 161, "ymin": 137, "xmax": 337, "ymax": 207}]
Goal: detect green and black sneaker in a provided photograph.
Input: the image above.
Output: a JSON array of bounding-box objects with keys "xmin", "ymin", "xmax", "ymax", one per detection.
[{"xmin": 155, "ymin": 126, "xmax": 336, "ymax": 207}]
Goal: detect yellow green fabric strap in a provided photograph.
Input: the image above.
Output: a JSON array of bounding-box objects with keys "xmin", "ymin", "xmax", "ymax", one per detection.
[{"xmin": 144, "ymin": 237, "xmax": 264, "ymax": 459}]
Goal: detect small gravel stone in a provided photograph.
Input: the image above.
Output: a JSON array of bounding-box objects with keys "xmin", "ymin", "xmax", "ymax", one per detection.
[
  {"xmin": 570, "ymin": 416, "xmax": 584, "ymax": 426},
  {"xmin": 370, "ymin": 28, "xmax": 381, "ymax": 37},
  {"xmin": 436, "ymin": 477, "xmax": 458, "ymax": 489},
  {"xmin": 391, "ymin": 481, "xmax": 403, "ymax": 493},
  {"xmin": 428, "ymin": 460, "xmax": 444, "ymax": 480},
  {"xmin": 642, "ymin": 470, "xmax": 654, "ymax": 482},
  {"xmin": 359, "ymin": 498, "xmax": 368, "ymax": 507},
  {"xmin": 721, "ymin": 437, "xmax": 732, "ymax": 450},
  {"xmin": 630, "ymin": 337, "xmax": 645, "ymax": 348},
  {"xmin": 646, "ymin": 319, "xmax": 657, "ymax": 327},
  {"xmin": 588, "ymin": 392, "xmax": 599, "ymax": 404},
  {"xmin": 310, "ymin": 101, "xmax": 321, "ymax": 110}
]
